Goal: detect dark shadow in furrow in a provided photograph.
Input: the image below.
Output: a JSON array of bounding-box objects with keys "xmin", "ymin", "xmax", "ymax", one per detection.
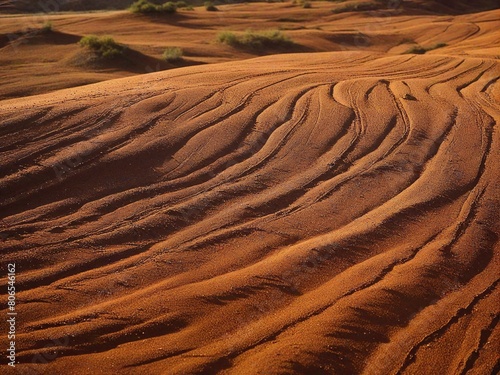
[
  {"xmin": 0, "ymin": 91, "xmax": 175, "ymax": 213},
  {"xmin": 10, "ymin": 243, "xmax": 152, "ymax": 291},
  {"xmin": 0, "ymin": 111, "xmax": 122, "ymax": 183},
  {"xmin": 457, "ymin": 62, "xmax": 492, "ymax": 97},
  {"xmin": 0, "ymin": 107, "xmax": 53, "ymax": 138},
  {"xmin": 0, "ymin": 99, "xmax": 177, "ymax": 219},
  {"xmin": 17, "ymin": 317, "xmax": 188, "ymax": 360},
  {"xmin": 122, "ymin": 348, "xmax": 193, "ymax": 368},
  {"xmin": 199, "ymin": 279, "xmax": 301, "ymax": 306},
  {"xmin": 480, "ymin": 75, "xmax": 499, "ymax": 93},
  {"xmin": 424, "ymin": 59, "xmax": 467, "ymax": 93}
]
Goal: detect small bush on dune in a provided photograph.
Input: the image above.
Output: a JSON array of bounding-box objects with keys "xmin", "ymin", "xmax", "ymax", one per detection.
[
  {"xmin": 216, "ymin": 31, "xmax": 238, "ymax": 45},
  {"xmin": 79, "ymin": 35, "xmax": 125, "ymax": 59},
  {"xmin": 205, "ymin": 1, "xmax": 219, "ymax": 11},
  {"xmin": 176, "ymin": 1, "xmax": 188, "ymax": 8},
  {"xmin": 292, "ymin": 0, "xmax": 311, "ymax": 8},
  {"xmin": 405, "ymin": 45, "xmax": 426, "ymax": 54},
  {"xmin": 129, "ymin": 0, "xmax": 157, "ymax": 13},
  {"xmin": 217, "ymin": 29, "xmax": 293, "ymax": 49},
  {"xmin": 405, "ymin": 42, "xmax": 447, "ymax": 54},
  {"xmin": 41, "ymin": 21, "xmax": 53, "ymax": 33},
  {"xmin": 129, "ymin": 0, "xmax": 177, "ymax": 14},
  {"xmin": 161, "ymin": 1, "xmax": 177, "ymax": 12},
  {"xmin": 331, "ymin": 2, "xmax": 380, "ymax": 13},
  {"xmin": 163, "ymin": 46, "xmax": 183, "ymax": 61},
  {"xmin": 240, "ymin": 30, "xmax": 292, "ymax": 48}
]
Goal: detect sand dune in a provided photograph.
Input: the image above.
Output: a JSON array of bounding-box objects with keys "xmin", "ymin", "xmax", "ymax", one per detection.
[
  {"xmin": 1, "ymin": 4, "xmax": 499, "ymax": 375},
  {"xmin": 1, "ymin": 3, "xmax": 499, "ymax": 100}
]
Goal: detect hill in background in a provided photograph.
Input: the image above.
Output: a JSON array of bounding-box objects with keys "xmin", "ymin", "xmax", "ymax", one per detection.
[{"xmin": 0, "ymin": 0, "xmax": 499, "ymax": 13}]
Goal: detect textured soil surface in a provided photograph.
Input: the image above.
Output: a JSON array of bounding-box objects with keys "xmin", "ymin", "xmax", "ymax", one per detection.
[{"xmin": 0, "ymin": 2, "xmax": 499, "ymax": 374}]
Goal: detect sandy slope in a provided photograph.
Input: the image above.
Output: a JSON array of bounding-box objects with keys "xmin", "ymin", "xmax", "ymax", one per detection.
[
  {"xmin": 1, "ymin": 3, "xmax": 499, "ymax": 100},
  {"xmin": 0, "ymin": 6, "xmax": 499, "ymax": 375}
]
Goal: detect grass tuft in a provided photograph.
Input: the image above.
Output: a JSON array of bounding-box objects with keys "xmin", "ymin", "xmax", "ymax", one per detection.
[
  {"xmin": 405, "ymin": 42, "xmax": 447, "ymax": 54},
  {"xmin": 79, "ymin": 35, "xmax": 125, "ymax": 59},
  {"xmin": 41, "ymin": 21, "xmax": 53, "ymax": 33},
  {"xmin": 331, "ymin": 2, "xmax": 380, "ymax": 13},
  {"xmin": 405, "ymin": 45, "xmax": 426, "ymax": 54},
  {"xmin": 217, "ymin": 29, "xmax": 293, "ymax": 49},
  {"xmin": 205, "ymin": 1, "xmax": 219, "ymax": 11},
  {"xmin": 129, "ymin": 0, "xmax": 177, "ymax": 14},
  {"xmin": 163, "ymin": 46, "xmax": 183, "ymax": 62}
]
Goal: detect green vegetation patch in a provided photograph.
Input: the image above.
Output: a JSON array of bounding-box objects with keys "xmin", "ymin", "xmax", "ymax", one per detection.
[
  {"xmin": 331, "ymin": 1, "xmax": 381, "ymax": 13},
  {"xmin": 217, "ymin": 29, "xmax": 293, "ymax": 49},
  {"xmin": 41, "ymin": 21, "xmax": 53, "ymax": 33},
  {"xmin": 405, "ymin": 42, "xmax": 447, "ymax": 54},
  {"xmin": 78, "ymin": 35, "xmax": 125, "ymax": 59},
  {"xmin": 163, "ymin": 46, "xmax": 183, "ymax": 61},
  {"xmin": 205, "ymin": 1, "xmax": 219, "ymax": 11},
  {"xmin": 129, "ymin": 0, "xmax": 177, "ymax": 14}
]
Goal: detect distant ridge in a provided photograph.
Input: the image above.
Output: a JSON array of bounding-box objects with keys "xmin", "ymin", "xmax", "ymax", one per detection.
[
  {"xmin": 0, "ymin": 0, "xmax": 498, "ymax": 14},
  {"xmin": 0, "ymin": 0, "xmax": 134, "ymax": 13}
]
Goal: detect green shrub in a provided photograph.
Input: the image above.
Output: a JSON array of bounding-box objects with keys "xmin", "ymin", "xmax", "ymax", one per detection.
[
  {"xmin": 176, "ymin": 1, "xmax": 188, "ymax": 7},
  {"xmin": 331, "ymin": 2, "xmax": 380, "ymax": 13},
  {"xmin": 163, "ymin": 46, "xmax": 183, "ymax": 61},
  {"xmin": 405, "ymin": 45, "xmax": 426, "ymax": 54},
  {"xmin": 79, "ymin": 35, "xmax": 125, "ymax": 59},
  {"xmin": 205, "ymin": 1, "xmax": 218, "ymax": 11},
  {"xmin": 129, "ymin": 0, "xmax": 177, "ymax": 14},
  {"xmin": 216, "ymin": 31, "xmax": 238, "ymax": 45},
  {"xmin": 41, "ymin": 21, "xmax": 53, "ymax": 33},
  {"xmin": 161, "ymin": 2, "xmax": 177, "ymax": 12},
  {"xmin": 129, "ymin": 0, "xmax": 157, "ymax": 13},
  {"xmin": 404, "ymin": 42, "xmax": 446, "ymax": 54},
  {"xmin": 302, "ymin": 1, "xmax": 311, "ymax": 7},
  {"xmin": 217, "ymin": 29, "xmax": 293, "ymax": 49}
]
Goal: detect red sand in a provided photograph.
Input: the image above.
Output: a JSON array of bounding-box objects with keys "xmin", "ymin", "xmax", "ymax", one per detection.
[{"xmin": 0, "ymin": 3, "xmax": 499, "ymax": 375}]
